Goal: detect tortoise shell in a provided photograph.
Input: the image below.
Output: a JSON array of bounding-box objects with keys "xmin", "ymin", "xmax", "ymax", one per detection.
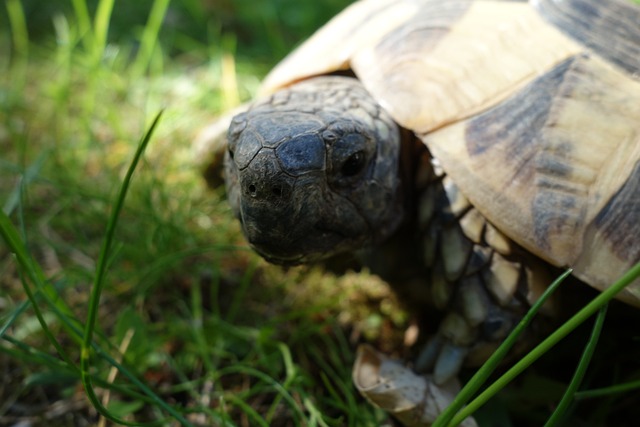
[{"xmin": 241, "ymin": 0, "xmax": 640, "ymax": 306}]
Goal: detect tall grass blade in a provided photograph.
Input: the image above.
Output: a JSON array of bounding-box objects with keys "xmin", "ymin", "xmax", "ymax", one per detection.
[
  {"xmin": 5, "ymin": 0, "xmax": 29, "ymax": 59},
  {"xmin": 0, "ymin": 301, "xmax": 29, "ymax": 338},
  {"xmin": 544, "ymin": 305, "xmax": 608, "ymax": 426},
  {"xmin": 70, "ymin": 0, "xmax": 92, "ymax": 41},
  {"xmin": 0, "ymin": 213, "xmax": 77, "ymax": 364},
  {"xmin": 3, "ymin": 152, "xmax": 48, "ymax": 215},
  {"xmin": 79, "ymin": 110, "xmax": 192, "ymax": 426},
  {"xmin": 132, "ymin": 0, "xmax": 171, "ymax": 77},
  {"xmin": 92, "ymin": 0, "xmax": 115, "ymax": 64},
  {"xmin": 575, "ymin": 380, "xmax": 640, "ymax": 399},
  {"xmin": 217, "ymin": 365, "xmax": 307, "ymax": 422}
]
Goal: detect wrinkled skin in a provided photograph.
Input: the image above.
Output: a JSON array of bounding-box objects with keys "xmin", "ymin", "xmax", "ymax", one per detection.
[{"xmin": 225, "ymin": 76, "xmax": 404, "ymax": 264}]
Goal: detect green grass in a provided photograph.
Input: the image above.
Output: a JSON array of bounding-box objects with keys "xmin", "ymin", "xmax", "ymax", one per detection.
[
  {"xmin": 0, "ymin": 1, "xmax": 388, "ymax": 425},
  {"xmin": 1, "ymin": 1, "xmax": 640, "ymax": 426}
]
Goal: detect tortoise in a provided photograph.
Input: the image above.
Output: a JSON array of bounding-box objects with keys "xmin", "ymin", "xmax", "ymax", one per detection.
[{"xmin": 197, "ymin": 0, "xmax": 640, "ymax": 421}]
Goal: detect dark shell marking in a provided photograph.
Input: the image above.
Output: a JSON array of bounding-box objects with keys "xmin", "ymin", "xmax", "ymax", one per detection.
[
  {"xmin": 461, "ymin": 52, "xmax": 640, "ymax": 269},
  {"xmin": 594, "ymin": 161, "xmax": 640, "ymax": 263},
  {"xmin": 534, "ymin": 0, "xmax": 640, "ymax": 75},
  {"xmin": 464, "ymin": 57, "xmax": 586, "ymax": 254},
  {"xmin": 465, "ymin": 56, "xmax": 575, "ymax": 158}
]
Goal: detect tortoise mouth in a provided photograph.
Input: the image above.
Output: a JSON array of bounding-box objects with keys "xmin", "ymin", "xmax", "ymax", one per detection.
[
  {"xmin": 243, "ymin": 218, "xmax": 359, "ymax": 266},
  {"xmin": 256, "ymin": 250, "xmax": 305, "ymax": 266}
]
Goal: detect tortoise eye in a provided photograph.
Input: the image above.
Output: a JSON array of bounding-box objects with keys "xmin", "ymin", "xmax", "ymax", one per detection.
[
  {"xmin": 228, "ymin": 146, "xmax": 235, "ymax": 160},
  {"xmin": 341, "ymin": 151, "xmax": 366, "ymax": 176}
]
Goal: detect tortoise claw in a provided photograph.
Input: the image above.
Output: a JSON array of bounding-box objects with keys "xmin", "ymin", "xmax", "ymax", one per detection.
[
  {"xmin": 414, "ymin": 335, "xmax": 443, "ymax": 372},
  {"xmin": 415, "ymin": 336, "xmax": 470, "ymax": 385},
  {"xmin": 434, "ymin": 342, "xmax": 469, "ymax": 385}
]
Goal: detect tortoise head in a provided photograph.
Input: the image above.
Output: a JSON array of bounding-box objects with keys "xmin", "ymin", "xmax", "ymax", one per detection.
[{"xmin": 224, "ymin": 76, "xmax": 404, "ymax": 265}]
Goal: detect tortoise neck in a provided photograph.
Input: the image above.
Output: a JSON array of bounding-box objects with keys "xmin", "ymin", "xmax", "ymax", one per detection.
[{"xmin": 362, "ymin": 132, "xmax": 434, "ymax": 288}]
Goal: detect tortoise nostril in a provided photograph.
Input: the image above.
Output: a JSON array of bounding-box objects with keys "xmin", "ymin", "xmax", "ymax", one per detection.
[
  {"xmin": 246, "ymin": 183, "xmax": 284, "ymax": 198},
  {"xmin": 245, "ymin": 184, "xmax": 285, "ymax": 200}
]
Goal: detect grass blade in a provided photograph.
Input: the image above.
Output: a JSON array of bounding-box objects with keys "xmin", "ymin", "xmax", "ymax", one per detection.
[
  {"xmin": 3, "ymin": 151, "xmax": 48, "ymax": 215},
  {"xmin": 70, "ymin": 0, "xmax": 92, "ymax": 40},
  {"xmin": 132, "ymin": 0, "xmax": 171, "ymax": 77},
  {"xmin": 5, "ymin": 0, "xmax": 29, "ymax": 59},
  {"xmin": 79, "ymin": 110, "xmax": 193, "ymax": 426},
  {"xmin": 0, "ymin": 212, "xmax": 77, "ymax": 364},
  {"xmin": 544, "ymin": 304, "xmax": 608, "ymax": 426},
  {"xmin": 575, "ymin": 380, "xmax": 640, "ymax": 399},
  {"xmin": 92, "ymin": 0, "xmax": 115, "ymax": 63},
  {"xmin": 217, "ymin": 365, "xmax": 307, "ymax": 422}
]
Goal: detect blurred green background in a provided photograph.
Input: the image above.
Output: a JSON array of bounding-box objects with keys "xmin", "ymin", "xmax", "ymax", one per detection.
[{"xmin": 1, "ymin": 0, "xmax": 352, "ymax": 66}]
